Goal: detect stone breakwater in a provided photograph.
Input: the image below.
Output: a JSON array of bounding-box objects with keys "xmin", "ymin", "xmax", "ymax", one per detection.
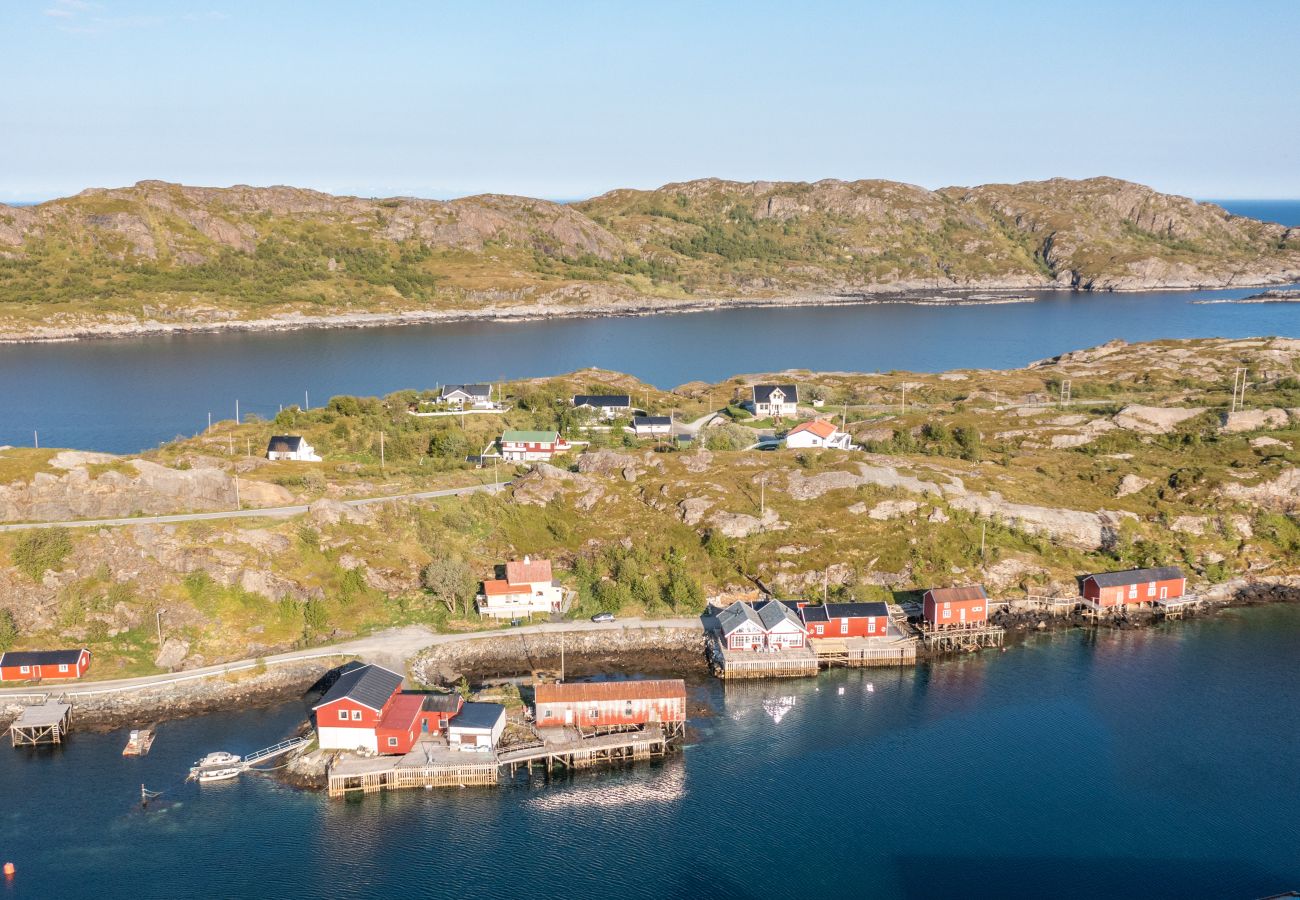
[
  {"xmin": 411, "ymin": 625, "xmax": 708, "ymax": 685},
  {"xmin": 0, "ymin": 659, "xmax": 332, "ymax": 731}
]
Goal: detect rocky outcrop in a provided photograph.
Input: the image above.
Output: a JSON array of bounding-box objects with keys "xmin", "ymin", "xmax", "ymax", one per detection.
[
  {"xmin": 948, "ymin": 492, "xmax": 1134, "ymax": 551},
  {"xmin": 1218, "ymin": 468, "xmax": 1300, "ymax": 509},
  {"xmin": 1220, "ymin": 408, "xmax": 1290, "ymax": 433},
  {"xmin": 1115, "ymin": 474, "xmax": 1151, "ymax": 498},
  {"xmin": 1112, "ymin": 405, "xmax": 1207, "ymax": 434}
]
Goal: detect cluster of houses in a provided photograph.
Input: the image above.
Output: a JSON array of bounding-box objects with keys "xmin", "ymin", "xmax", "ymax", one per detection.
[
  {"xmin": 312, "ymin": 662, "xmax": 686, "ymax": 756},
  {"xmin": 715, "ymin": 566, "xmax": 1188, "ymax": 652}
]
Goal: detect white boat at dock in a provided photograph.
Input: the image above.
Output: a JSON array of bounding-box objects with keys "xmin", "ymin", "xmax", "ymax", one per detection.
[{"xmin": 190, "ymin": 750, "xmax": 243, "ymax": 783}]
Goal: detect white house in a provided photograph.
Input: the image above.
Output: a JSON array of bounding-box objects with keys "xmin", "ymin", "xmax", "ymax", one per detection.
[
  {"xmin": 441, "ymin": 383, "xmax": 496, "ymax": 409},
  {"xmin": 266, "ymin": 435, "xmax": 322, "ymax": 462},
  {"xmin": 715, "ymin": 600, "xmax": 808, "ymax": 651},
  {"xmin": 631, "ymin": 415, "xmax": 672, "ymax": 438},
  {"xmin": 478, "ymin": 556, "xmax": 566, "ymax": 619},
  {"xmin": 572, "ymin": 394, "xmax": 632, "ymax": 419},
  {"xmin": 499, "ymin": 430, "xmax": 572, "ymax": 461},
  {"xmin": 785, "ymin": 419, "xmax": 852, "ymax": 450},
  {"xmin": 750, "ymin": 385, "xmax": 799, "ymax": 419},
  {"xmin": 448, "ymin": 702, "xmax": 506, "ymax": 752}
]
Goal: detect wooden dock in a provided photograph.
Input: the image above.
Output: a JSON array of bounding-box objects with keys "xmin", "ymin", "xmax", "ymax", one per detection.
[
  {"xmin": 326, "ymin": 725, "xmax": 671, "ymax": 798},
  {"xmin": 919, "ymin": 623, "xmax": 1006, "ymax": 652},
  {"xmin": 810, "ymin": 626, "xmax": 918, "ymax": 668},
  {"xmin": 1014, "ymin": 594, "xmax": 1082, "ymax": 616},
  {"xmin": 9, "ymin": 701, "xmax": 72, "ymax": 747},
  {"xmin": 708, "ymin": 637, "xmax": 820, "ymax": 679},
  {"xmin": 1155, "ymin": 594, "xmax": 1202, "ymax": 619}
]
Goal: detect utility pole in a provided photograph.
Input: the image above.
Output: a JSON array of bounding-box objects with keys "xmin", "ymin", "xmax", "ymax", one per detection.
[
  {"xmin": 207, "ymin": 412, "xmax": 212, "ymax": 433},
  {"xmin": 1231, "ymin": 367, "xmax": 1247, "ymax": 413},
  {"xmin": 1060, "ymin": 379, "xmax": 1072, "ymax": 405},
  {"xmin": 155, "ymin": 609, "xmax": 163, "ymax": 646},
  {"xmin": 234, "ymin": 474, "xmax": 241, "ymax": 510},
  {"xmin": 235, "ymin": 399, "xmax": 240, "ymax": 425},
  {"xmin": 305, "ymin": 390, "xmax": 309, "ymax": 411},
  {"xmin": 379, "ymin": 431, "xmax": 385, "ymax": 470},
  {"xmin": 980, "ymin": 523, "xmax": 986, "ymax": 561},
  {"xmin": 33, "ymin": 430, "xmax": 38, "ymax": 449}
]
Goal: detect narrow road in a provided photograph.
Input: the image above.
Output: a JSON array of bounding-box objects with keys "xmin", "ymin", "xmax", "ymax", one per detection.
[
  {"xmin": 0, "ymin": 480, "xmax": 512, "ymax": 532},
  {"xmin": 0, "ymin": 616, "xmax": 705, "ymax": 699}
]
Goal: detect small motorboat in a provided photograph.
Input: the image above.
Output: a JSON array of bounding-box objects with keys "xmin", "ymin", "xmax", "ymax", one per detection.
[
  {"xmin": 189, "ymin": 750, "xmax": 243, "ymax": 783},
  {"xmin": 122, "ymin": 727, "xmax": 156, "ymax": 757}
]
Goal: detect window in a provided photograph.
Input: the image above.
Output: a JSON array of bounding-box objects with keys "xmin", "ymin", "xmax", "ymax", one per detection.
[
  {"xmin": 1128, "ymin": 584, "xmax": 1138, "ymax": 599},
  {"xmin": 338, "ymin": 710, "xmax": 349, "ymax": 721},
  {"xmin": 351, "ymin": 710, "xmax": 363, "ymax": 721},
  {"xmin": 59, "ymin": 664, "xmax": 69, "ymax": 673},
  {"xmin": 942, "ymin": 608, "xmax": 951, "ymax": 619},
  {"xmin": 19, "ymin": 665, "xmax": 30, "ymax": 674},
  {"xmin": 1147, "ymin": 582, "xmax": 1156, "ymax": 597},
  {"xmin": 544, "ymin": 709, "xmax": 553, "ymax": 719},
  {"xmin": 387, "ymin": 737, "xmax": 398, "ymax": 748},
  {"xmin": 815, "ymin": 624, "xmax": 824, "ymax": 635},
  {"xmin": 625, "ymin": 703, "xmax": 634, "ymax": 716},
  {"xmin": 868, "ymin": 620, "xmax": 876, "ymax": 634},
  {"xmin": 840, "ymin": 619, "xmax": 849, "ymax": 635}
]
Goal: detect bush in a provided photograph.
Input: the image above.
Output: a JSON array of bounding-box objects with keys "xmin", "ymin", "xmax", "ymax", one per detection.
[
  {"xmin": 11, "ymin": 528, "xmax": 73, "ymax": 580},
  {"xmin": 0, "ymin": 608, "xmax": 17, "ymax": 651}
]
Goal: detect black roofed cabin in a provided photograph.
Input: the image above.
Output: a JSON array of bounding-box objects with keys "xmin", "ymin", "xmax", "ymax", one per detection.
[
  {"xmin": 572, "ymin": 394, "xmax": 632, "ymax": 419},
  {"xmin": 266, "ymin": 435, "xmax": 321, "ymax": 462},
  {"xmin": 1081, "ymin": 567, "xmax": 1185, "ymax": 610},
  {"xmin": 749, "ymin": 385, "xmax": 799, "ymax": 419},
  {"xmin": 0, "ymin": 649, "xmax": 90, "ymax": 681}
]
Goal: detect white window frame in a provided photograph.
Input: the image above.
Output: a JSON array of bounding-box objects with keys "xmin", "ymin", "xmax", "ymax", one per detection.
[
  {"xmin": 351, "ymin": 710, "xmax": 363, "ymax": 721},
  {"xmin": 19, "ymin": 665, "xmax": 30, "ymax": 674},
  {"xmin": 338, "ymin": 710, "xmax": 349, "ymax": 721},
  {"xmin": 840, "ymin": 619, "xmax": 849, "ymax": 635},
  {"xmin": 387, "ymin": 737, "xmax": 398, "ymax": 748},
  {"xmin": 868, "ymin": 620, "xmax": 877, "ymax": 634},
  {"xmin": 59, "ymin": 664, "xmax": 69, "ymax": 673}
]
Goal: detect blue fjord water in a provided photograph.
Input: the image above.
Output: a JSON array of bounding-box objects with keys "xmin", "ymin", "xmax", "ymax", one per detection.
[{"xmin": 1, "ymin": 605, "xmax": 1297, "ymax": 900}]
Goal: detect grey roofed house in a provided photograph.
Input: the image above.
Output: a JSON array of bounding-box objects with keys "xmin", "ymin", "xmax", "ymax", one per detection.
[
  {"xmin": 441, "ymin": 383, "xmax": 491, "ymax": 400},
  {"xmin": 266, "ymin": 435, "xmax": 305, "ymax": 454},
  {"xmin": 800, "ymin": 601, "xmax": 890, "ymax": 623},
  {"xmin": 451, "ymin": 701, "xmax": 506, "ymax": 730},
  {"xmin": 633, "ymin": 415, "xmax": 672, "ymax": 427},
  {"xmin": 755, "ymin": 599, "xmax": 805, "ymax": 631},
  {"xmin": 311, "ymin": 664, "xmax": 403, "ymax": 711},
  {"xmin": 0, "ymin": 649, "xmax": 85, "ymax": 668},
  {"xmin": 572, "ymin": 394, "xmax": 631, "ymax": 409},
  {"xmin": 1082, "ymin": 566, "xmax": 1185, "ymax": 588},
  {"xmin": 421, "ymin": 692, "xmax": 463, "ymax": 714},
  {"xmin": 752, "ymin": 384, "xmax": 799, "ymax": 405},
  {"xmin": 715, "ymin": 601, "xmax": 764, "ymax": 636}
]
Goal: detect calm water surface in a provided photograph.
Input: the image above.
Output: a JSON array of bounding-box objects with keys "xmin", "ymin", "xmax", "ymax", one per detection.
[{"xmin": 1, "ymin": 605, "xmax": 1297, "ymax": 899}]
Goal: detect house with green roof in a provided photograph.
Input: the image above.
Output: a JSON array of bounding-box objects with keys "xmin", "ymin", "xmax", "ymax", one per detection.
[{"xmin": 499, "ymin": 429, "xmax": 572, "ymax": 462}]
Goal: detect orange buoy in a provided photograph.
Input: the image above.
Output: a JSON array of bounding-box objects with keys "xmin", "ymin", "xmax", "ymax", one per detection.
[{"xmin": 3, "ymin": 861, "xmax": 14, "ymax": 877}]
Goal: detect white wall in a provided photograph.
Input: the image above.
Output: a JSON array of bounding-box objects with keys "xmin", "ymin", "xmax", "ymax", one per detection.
[{"xmin": 317, "ymin": 725, "xmax": 378, "ymax": 753}]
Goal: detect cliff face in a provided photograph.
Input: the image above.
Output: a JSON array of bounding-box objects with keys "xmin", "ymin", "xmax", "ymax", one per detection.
[{"xmin": 0, "ymin": 177, "xmax": 1297, "ymax": 337}]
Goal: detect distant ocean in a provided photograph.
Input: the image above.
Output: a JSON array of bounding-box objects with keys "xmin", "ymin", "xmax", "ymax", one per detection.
[{"xmin": 1210, "ymin": 199, "xmax": 1300, "ymax": 226}]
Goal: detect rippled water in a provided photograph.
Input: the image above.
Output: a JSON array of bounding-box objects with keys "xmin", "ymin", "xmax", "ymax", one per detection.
[{"xmin": 2, "ymin": 605, "xmax": 1297, "ymax": 899}]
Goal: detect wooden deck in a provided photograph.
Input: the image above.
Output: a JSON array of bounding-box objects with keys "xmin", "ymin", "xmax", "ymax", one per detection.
[
  {"xmin": 919, "ymin": 622, "xmax": 1006, "ymax": 652},
  {"xmin": 9, "ymin": 702, "xmax": 72, "ymax": 747},
  {"xmin": 708, "ymin": 637, "xmax": 820, "ymax": 679},
  {"xmin": 810, "ymin": 625, "xmax": 918, "ymax": 667}
]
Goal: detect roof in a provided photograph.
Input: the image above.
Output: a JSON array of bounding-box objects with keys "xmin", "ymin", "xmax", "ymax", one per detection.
[
  {"xmin": 441, "ymin": 383, "xmax": 491, "ymax": 397},
  {"xmin": 312, "ymin": 664, "xmax": 403, "ymax": 711},
  {"xmin": 420, "ymin": 692, "xmax": 463, "ymax": 714},
  {"xmin": 716, "ymin": 601, "xmax": 764, "ymax": 635},
  {"xmin": 573, "ymin": 394, "xmax": 631, "ymax": 408},
  {"xmin": 925, "ymin": 585, "xmax": 988, "ymax": 604},
  {"xmin": 450, "ymin": 701, "xmax": 506, "ymax": 731},
  {"xmin": 506, "ymin": 557, "xmax": 553, "ymax": 584},
  {"xmin": 266, "ymin": 435, "xmax": 304, "ymax": 452},
  {"xmin": 756, "ymin": 599, "xmax": 805, "ymax": 631},
  {"xmin": 800, "ymin": 602, "xmax": 889, "ymax": 623},
  {"xmin": 1084, "ymin": 567, "xmax": 1185, "ymax": 588},
  {"xmin": 376, "ymin": 692, "xmax": 424, "ymax": 731},
  {"xmin": 788, "ymin": 419, "xmax": 837, "ymax": 439},
  {"xmin": 633, "ymin": 416, "xmax": 672, "ymax": 427},
  {"xmin": 534, "ymin": 679, "xmax": 686, "ymax": 704},
  {"xmin": 0, "ymin": 649, "xmax": 85, "ymax": 667},
  {"xmin": 752, "ymin": 384, "xmax": 798, "ymax": 404},
  {"xmin": 501, "ymin": 430, "xmax": 560, "ymax": 443},
  {"xmin": 483, "ymin": 578, "xmax": 531, "ymax": 597}
]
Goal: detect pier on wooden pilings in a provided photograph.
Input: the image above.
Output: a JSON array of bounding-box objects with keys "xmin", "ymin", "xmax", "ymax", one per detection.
[
  {"xmin": 9, "ymin": 701, "xmax": 72, "ymax": 748},
  {"xmin": 707, "ymin": 636, "xmax": 820, "ymax": 680},
  {"xmin": 919, "ymin": 622, "xmax": 1006, "ymax": 653}
]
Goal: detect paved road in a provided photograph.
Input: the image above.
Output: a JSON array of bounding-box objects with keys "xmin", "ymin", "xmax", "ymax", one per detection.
[
  {"xmin": 0, "ymin": 480, "xmax": 512, "ymax": 533},
  {"xmin": 0, "ymin": 616, "xmax": 705, "ymax": 699}
]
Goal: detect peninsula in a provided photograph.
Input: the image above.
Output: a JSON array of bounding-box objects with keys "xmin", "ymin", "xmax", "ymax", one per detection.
[{"xmin": 1, "ymin": 177, "xmax": 1297, "ymax": 342}]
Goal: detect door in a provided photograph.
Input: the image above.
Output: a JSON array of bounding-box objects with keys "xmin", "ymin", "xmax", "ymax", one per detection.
[
  {"xmin": 564, "ymin": 709, "xmax": 574, "ymax": 725},
  {"xmin": 959, "ymin": 608, "xmax": 967, "ymax": 624},
  {"xmin": 1159, "ymin": 586, "xmax": 1168, "ymax": 600},
  {"xmin": 32, "ymin": 665, "xmax": 41, "ymax": 680}
]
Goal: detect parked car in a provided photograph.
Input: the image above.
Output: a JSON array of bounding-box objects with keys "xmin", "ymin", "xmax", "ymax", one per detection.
[{"xmin": 591, "ymin": 612, "xmax": 616, "ymax": 623}]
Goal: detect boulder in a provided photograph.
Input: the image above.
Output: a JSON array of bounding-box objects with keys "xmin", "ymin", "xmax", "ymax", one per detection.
[
  {"xmin": 154, "ymin": 637, "xmax": 190, "ymax": 670},
  {"xmin": 1221, "ymin": 408, "xmax": 1289, "ymax": 433},
  {"xmin": 1112, "ymin": 405, "xmax": 1206, "ymax": 434},
  {"xmin": 1115, "ymin": 474, "xmax": 1151, "ymax": 498},
  {"xmin": 867, "ymin": 499, "xmax": 919, "ymax": 520}
]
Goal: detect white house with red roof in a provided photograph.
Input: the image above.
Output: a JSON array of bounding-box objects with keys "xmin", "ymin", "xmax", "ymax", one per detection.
[
  {"xmin": 477, "ymin": 556, "xmax": 566, "ymax": 619},
  {"xmin": 785, "ymin": 418, "xmax": 851, "ymax": 450}
]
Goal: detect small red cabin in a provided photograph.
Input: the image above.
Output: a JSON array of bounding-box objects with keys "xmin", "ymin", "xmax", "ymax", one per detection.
[
  {"xmin": 0, "ymin": 649, "xmax": 89, "ymax": 681},
  {"xmin": 923, "ymin": 586, "xmax": 989, "ymax": 629},
  {"xmin": 801, "ymin": 602, "xmax": 890, "ymax": 639},
  {"xmin": 311, "ymin": 663, "xmax": 405, "ymax": 754},
  {"xmin": 375, "ymin": 692, "xmax": 424, "ymax": 755},
  {"xmin": 1081, "ymin": 567, "xmax": 1185, "ymax": 609},
  {"xmin": 534, "ymin": 679, "xmax": 687, "ymax": 729}
]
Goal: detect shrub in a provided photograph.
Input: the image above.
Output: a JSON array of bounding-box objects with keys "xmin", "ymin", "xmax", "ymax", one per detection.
[
  {"xmin": 11, "ymin": 528, "xmax": 73, "ymax": 580},
  {"xmin": 0, "ymin": 608, "xmax": 17, "ymax": 651}
]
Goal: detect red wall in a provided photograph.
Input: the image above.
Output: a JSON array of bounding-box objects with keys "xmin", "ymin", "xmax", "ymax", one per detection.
[
  {"xmin": 316, "ymin": 697, "xmax": 385, "ymax": 729},
  {"xmin": 0, "ymin": 652, "xmax": 89, "ymax": 681},
  {"xmin": 806, "ymin": 616, "xmax": 889, "ymax": 638},
  {"xmin": 1083, "ymin": 577, "xmax": 1184, "ymax": 607},
  {"xmin": 923, "ymin": 595, "xmax": 988, "ymax": 628},
  {"xmin": 536, "ymin": 697, "xmax": 686, "ymax": 729}
]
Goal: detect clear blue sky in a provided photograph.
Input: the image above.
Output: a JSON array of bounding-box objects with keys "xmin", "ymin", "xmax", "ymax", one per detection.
[{"xmin": 2, "ymin": 0, "xmax": 1298, "ymax": 201}]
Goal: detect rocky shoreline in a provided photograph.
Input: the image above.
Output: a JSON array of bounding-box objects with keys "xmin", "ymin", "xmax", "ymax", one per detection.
[
  {"xmin": 3, "ymin": 276, "xmax": 1299, "ymax": 345},
  {"xmin": 1192, "ymin": 288, "xmax": 1300, "ymax": 304}
]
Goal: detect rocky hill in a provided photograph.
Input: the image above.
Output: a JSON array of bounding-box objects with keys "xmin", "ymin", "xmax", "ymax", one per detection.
[{"xmin": 1, "ymin": 177, "xmax": 1296, "ymax": 340}]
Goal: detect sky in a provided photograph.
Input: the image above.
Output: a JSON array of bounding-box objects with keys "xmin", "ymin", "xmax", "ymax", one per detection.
[{"xmin": 1, "ymin": 0, "xmax": 1298, "ymax": 202}]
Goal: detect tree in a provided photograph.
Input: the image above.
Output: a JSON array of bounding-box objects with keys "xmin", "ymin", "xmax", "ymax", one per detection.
[
  {"xmin": 0, "ymin": 608, "xmax": 17, "ymax": 651},
  {"xmin": 421, "ymin": 552, "xmax": 475, "ymax": 615},
  {"xmin": 428, "ymin": 428, "xmax": 470, "ymax": 460}
]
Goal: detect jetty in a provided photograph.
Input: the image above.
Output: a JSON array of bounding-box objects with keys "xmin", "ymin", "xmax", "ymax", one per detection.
[
  {"xmin": 9, "ymin": 701, "xmax": 72, "ymax": 747},
  {"xmin": 919, "ymin": 622, "xmax": 1006, "ymax": 652},
  {"xmin": 326, "ymin": 724, "xmax": 670, "ymax": 798}
]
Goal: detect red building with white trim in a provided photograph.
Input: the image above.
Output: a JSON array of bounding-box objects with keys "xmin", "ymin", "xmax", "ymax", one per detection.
[
  {"xmin": 1081, "ymin": 566, "xmax": 1185, "ymax": 609},
  {"xmin": 534, "ymin": 679, "xmax": 687, "ymax": 730},
  {"xmin": 923, "ymin": 586, "xmax": 989, "ymax": 629},
  {"xmin": 800, "ymin": 602, "xmax": 891, "ymax": 639},
  {"xmin": 0, "ymin": 649, "xmax": 90, "ymax": 681}
]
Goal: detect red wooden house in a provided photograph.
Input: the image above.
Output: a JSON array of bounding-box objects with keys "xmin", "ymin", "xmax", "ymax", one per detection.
[
  {"xmin": 800, "ymin": 602, "xmax": 890, "ymax": 639},
  {"xmin": 923, "ymin": 586, "xmax": 989, "ymax": 629},
  {"xmin": 0, "ymin": 649, "xmax": 90, "ymax": 681},
  {"xmin": 311, "ymin": 663, "xmax": 405, "ymax": 754},
  {"xmin": 418, "ymin": 692, "xmax": 464, "ymax": 734},
  {"xmin": 1081, "ymin": 567, "xmax": 1185, "ymax": 609},
  {"xmin": 534, "ymin": 679, "xmax": 687, "ymax": 730}
]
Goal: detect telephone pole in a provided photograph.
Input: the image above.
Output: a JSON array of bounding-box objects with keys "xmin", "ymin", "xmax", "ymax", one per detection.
[
  {"xmin": 379, "ymin": 431, "xmax": 385, "ymax": 470},
  {"xmin": 233, "ymin": 474, "xmax": 241, "ymax": 510}
]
